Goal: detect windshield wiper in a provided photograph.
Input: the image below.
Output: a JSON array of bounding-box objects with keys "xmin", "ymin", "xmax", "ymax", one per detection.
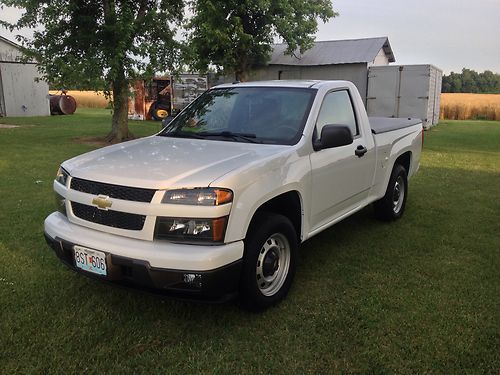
[
  {"xmin": 198, "ymin": 131, "xmax": 261, "ymax": 143},
  {"xmin": 158, "ymin": 131, "xmax": 205, "ymax": 139}
]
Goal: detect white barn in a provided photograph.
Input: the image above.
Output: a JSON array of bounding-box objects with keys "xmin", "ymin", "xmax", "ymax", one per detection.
[{"xmin": 0, "ymin": 36, "xmax": 50, "ymax": 117}]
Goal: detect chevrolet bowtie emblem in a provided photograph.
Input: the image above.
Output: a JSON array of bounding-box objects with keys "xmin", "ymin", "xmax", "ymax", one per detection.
[{"xmin": 92, "ymin": 195, "xmax": 113, "ymax": 210}]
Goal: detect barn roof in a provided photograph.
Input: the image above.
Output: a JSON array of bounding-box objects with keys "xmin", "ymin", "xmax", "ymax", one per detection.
[
  {"xmin": 0, "ymin": 35, "xmax": 22, "ymax": 50},
  {"xmin": 0, "ymin": 35, "xmax": 37, "ymax": 63},
  {"xmin": 269, "ymin": 37, "xmax": 395, "ymax": 66}
]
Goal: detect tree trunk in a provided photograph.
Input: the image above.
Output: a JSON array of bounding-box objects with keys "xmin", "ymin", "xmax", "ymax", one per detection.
[
  {"xmin": 106, "ymin": 71, "xmax": 133, "ymax": 143},
  {"xmin": 235, "ymin": 69, "xmax": 249, "ymax": 82}
]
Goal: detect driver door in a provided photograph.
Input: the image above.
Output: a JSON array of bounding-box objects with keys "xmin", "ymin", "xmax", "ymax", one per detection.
[{"xmin": 309, "ymin": 89, "xmax": 375, "ymax": 232}]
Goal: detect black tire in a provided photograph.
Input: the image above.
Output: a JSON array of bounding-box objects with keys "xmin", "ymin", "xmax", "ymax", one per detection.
[
  {"xmin": 239, "ymin": 213, "xmax": 298, "ymax": 311},
  {"xmin": 374, "ymin": 164, "xmax": 408, "ymax": 221},
  {"xmin": 150, "ymin": 102, "xmax": 169, "ymax": 121}
]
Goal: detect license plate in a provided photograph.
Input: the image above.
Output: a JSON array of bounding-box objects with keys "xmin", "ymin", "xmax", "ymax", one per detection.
[{"xmin": 74, "ymin": 245, "xmax": 107, "ymax": 276}]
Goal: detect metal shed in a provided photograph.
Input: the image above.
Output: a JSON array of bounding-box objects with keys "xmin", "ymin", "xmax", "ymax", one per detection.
[
  {"xmin": 0, "ymin": 36, "xmax": 50, "ymax": 117},
  {"xmin": 250, "ymin": 37, "xmax": 395, "ymax": 104}
]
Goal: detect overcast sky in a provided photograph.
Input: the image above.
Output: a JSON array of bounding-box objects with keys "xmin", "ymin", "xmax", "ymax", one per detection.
[
  {"xmin": 1, "ymin": 0, "xmax": 499, "ymax": 74},
  {"xmin": 315, "ymin": 0, "xmax": 500, "ymax": 73}
]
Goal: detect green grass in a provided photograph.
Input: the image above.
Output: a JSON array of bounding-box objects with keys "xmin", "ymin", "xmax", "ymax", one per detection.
[{"xmin": 0, "ymin": 112, "xmax": 499, "ymax": 373}]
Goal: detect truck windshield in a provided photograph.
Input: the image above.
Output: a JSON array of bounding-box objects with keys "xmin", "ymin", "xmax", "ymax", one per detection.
[{"xmin": 159, "ymin": 87, "xmax": 316, "ymax": 145}]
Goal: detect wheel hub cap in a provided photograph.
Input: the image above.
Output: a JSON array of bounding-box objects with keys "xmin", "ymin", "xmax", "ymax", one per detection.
[
  {"xmin": 262, "ymin": 250, "xmax": 279, "ymax": 277},
  {"xmin": 392, "ymin": 176, "xmax": 405, "ymax": 213},
  {"xmin": 256, "ymin": 233, "xmax": 291, "ymax": 297},
  {"xmin": 156, "ymin": 109, "xmax": 168, "ymax": 118}
]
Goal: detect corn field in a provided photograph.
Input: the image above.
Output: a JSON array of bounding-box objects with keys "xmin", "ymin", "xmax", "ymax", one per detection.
[
  {"xmin": 440, "ymin": 93, "xmax": 500, "ymax": 121},
  {"xmin": 49, "ymin": 90, "xmax": 110, "ymax": 109}
]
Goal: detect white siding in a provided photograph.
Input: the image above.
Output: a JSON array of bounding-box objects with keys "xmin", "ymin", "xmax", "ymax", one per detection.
[
  {"xmin": 250, "ymin": 63, "xmax": 370, "ymax": 106},
  {"xmin": 0, "ymin": 39, "xmax": 24, "ymax": 61},
  {"xmin": 0, "ymin": 63, "xmax": 50, "ymax": 116},
  {"xmin": 0, "ymin": 38, "xmax": 50, "ymax": 117},
  {"xmin": 369, "ymin": 48, "xmax": 390, "ymax": 66}
]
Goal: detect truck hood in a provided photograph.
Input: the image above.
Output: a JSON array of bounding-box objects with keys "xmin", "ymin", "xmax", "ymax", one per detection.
[{"xmin": 62, "ymin": 135, "xmax": 288, "ymax": 189}]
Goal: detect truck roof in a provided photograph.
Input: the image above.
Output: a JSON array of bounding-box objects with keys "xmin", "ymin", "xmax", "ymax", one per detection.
[{"xmin": 212, "ymin": 80, "xmax": 353, "ymax": 90}]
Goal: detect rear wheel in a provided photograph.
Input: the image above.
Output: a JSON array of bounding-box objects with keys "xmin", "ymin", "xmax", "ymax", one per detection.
[
  {"xmin": 374, "ymin": 164, "xmax": 408, "ymax": 221},
  {"xmin": 240, "ymin": 213, "xmax": 297, "ymax": 311}
]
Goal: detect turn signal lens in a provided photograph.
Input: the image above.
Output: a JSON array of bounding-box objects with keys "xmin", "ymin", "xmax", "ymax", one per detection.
[
  {"xmin": 162, "ymin": 188, "xmax": 233, "ymax": 206},
  {"xmin": 215, "ymin": 189, "xmax": 233, "ymax": 205}
]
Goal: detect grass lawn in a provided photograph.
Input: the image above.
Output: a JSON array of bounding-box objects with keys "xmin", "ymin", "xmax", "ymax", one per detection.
[{"xmin": 0, "ymin": 110, "xmax": 499, "ymax": 373}]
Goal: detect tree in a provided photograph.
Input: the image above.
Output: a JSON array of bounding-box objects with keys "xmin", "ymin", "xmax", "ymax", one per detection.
[
  {"xmin": 186, "ymin": 0, "xmax": 336, "ymax": 81},
  {"xmin": 442, "ymin": 68, "xmax": 500, "ymax": 93},
  {"xmin": 1, "ymin": 0, "xmax": 184, "ymax": 142}
]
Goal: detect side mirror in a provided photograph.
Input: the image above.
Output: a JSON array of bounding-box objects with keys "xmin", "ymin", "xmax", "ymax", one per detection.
[{"xmin": 313, "ymin": 125, "xmax": 353, "ymax": 151}]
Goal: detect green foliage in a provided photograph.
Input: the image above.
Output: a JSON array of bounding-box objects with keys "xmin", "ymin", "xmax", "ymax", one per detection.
[
  {"xmin": 186, "ymin": 0, "xmax": 336, "ymax": 80},
  {"xmin": 1, "ymin": 0, "xmax": 185, "ymax": 141},
  {"xmin": 442, "ymin": 68, "xmax": 500, "ymax": 93},
  {"xmin": 1, "ymin": 0, "xmax": 184, "ymax": 90}
]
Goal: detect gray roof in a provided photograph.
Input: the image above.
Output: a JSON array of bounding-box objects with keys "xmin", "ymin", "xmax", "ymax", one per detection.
[
  {"xmin": 269, "ymin": 37, "xmax": 395, "ymax": 66},
  {"xmin": 0, "ymin": 35, "xmax": 22, "ymax": 50}
]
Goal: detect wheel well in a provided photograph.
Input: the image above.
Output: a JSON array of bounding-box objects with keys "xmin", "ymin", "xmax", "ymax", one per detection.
[
  {"xmin": 249, "ymin": 191, "xmax": 302, "ymax": 242},
  {"xmin": 395, "ymin": 151, "xmax": 411, "ymax": 173}
]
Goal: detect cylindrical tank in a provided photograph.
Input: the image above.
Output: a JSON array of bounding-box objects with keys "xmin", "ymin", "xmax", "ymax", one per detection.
[{"xmin": 50, "ymin": 95, "xmax": 77, "ymax": 115}]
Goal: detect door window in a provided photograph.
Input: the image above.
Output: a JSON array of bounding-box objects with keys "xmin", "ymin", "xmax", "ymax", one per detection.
[{"xmin": 316, "ymin": 90, "xmax": 358, "ymax": 138}]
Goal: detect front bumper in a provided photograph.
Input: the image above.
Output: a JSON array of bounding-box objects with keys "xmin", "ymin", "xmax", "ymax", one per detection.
[{"xmin": 44, "ymin": 212, "xmax": 244, "ymax": 302}]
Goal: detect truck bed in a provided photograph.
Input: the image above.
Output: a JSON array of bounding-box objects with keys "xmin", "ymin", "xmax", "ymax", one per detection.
[{"xmin": 369, "ymin": 117, "xmax": 422, "ymax": 134}]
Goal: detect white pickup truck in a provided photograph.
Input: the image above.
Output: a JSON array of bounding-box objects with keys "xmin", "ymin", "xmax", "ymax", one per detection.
[{"xmin": 44, "ymin": 80, "xmax": 423, "ymax": 310}]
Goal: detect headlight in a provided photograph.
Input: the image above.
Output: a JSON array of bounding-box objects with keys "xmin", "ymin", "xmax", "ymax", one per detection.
[
  {"xmin": 162, "ymin": 188, "xmax": 232, "ymax": 206},
  {"xmin": 155, "ymin": 216, "xmax": 228, "ymax": 243},
  {"xmin": 55, "ymin": 166, "xmax": 69, "ymax": 186}
]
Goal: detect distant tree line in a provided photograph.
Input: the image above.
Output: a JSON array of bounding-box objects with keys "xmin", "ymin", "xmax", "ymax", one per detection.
[{"xmin": 442, "ymin": 69, "xmax": 500, "ymax": 93}]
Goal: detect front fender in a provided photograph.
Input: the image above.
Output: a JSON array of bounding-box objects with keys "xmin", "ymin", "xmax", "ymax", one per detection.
[{"xmin": 213, "ymin": 150, "xmax": 311, "ymax": 243}]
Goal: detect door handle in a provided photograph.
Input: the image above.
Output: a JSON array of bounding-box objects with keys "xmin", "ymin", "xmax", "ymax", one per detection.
[{"xmin": 355, "ymin": 145, "xmax": 367, "ymax": 157}]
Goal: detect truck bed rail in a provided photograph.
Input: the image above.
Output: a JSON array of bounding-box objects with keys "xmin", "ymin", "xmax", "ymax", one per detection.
[{"xmin": 369, "ymin": 117, "xmax": 422, "ymax": 134}]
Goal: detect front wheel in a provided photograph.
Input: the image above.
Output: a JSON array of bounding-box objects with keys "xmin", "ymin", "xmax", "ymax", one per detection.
[
  {"xmin": 374, "ymin": 164, "xmax": 408, "ymax": 221},
  {"xmin": 240, "ymin": 213, "xmax": 298, "ymax": 311}
]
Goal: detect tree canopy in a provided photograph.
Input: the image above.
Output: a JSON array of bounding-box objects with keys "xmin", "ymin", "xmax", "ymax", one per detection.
[
  {"xmin": 186, "ymin": 0, "xmax": 336, "ymax": 81},
  {"xmin": 1, "ymin": 0, "xmax": 184, "ymax": 142},
  {"xmin": 1, "ymin": 0, "xmax": 338, "ymax": 142},
  {"xmin": 442, "ymin": 68, "xmax": 500, "ymax": 94}
]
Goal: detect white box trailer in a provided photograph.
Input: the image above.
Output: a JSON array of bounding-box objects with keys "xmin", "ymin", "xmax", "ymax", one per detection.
[{"xmin": 367, "ymin": 64, "xmax": 442, "ymax": 129}]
